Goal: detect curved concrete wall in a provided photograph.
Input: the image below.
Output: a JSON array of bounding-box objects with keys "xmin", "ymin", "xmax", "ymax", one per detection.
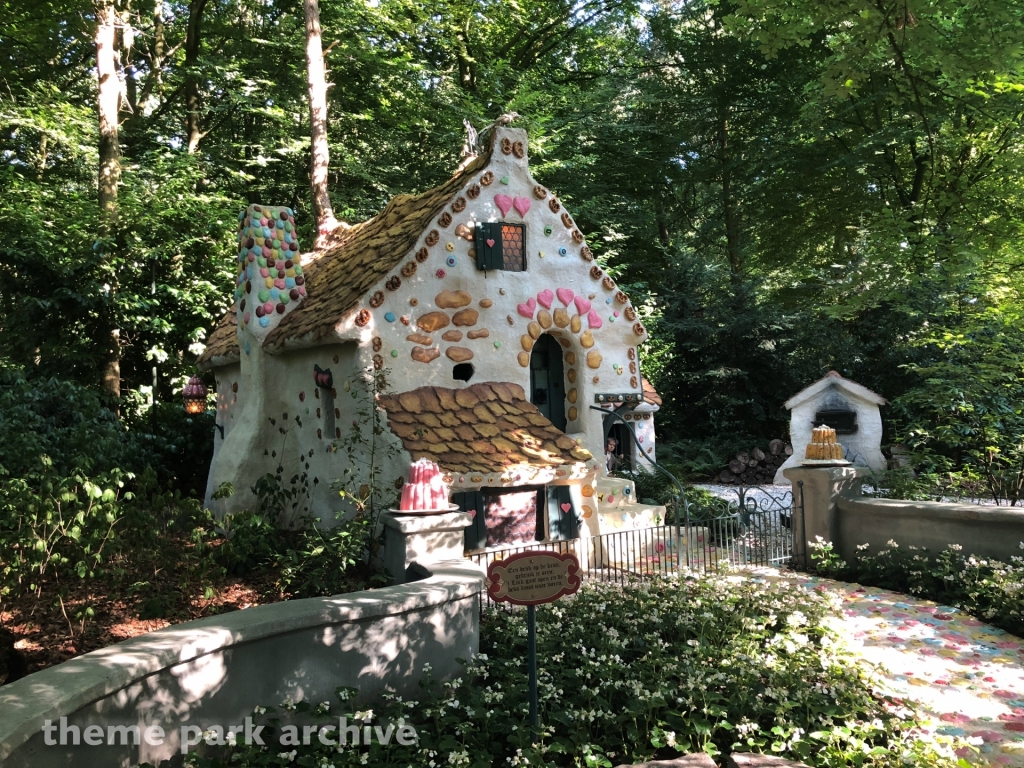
[
  {"xmin": 785, "ymin": 466, "xmax": 1024, "ymax": 567},
  {"xmin": 0, "ymin": 560, "xmax": 484, "ymax": 768},
  {"xmin": 835, "ymin": 496, "xmax": 1024, "ymax": 565}
]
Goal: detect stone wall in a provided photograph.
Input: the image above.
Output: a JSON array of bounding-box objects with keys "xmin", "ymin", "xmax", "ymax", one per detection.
[
  {"xmin": 784, "ymin": 466, "xmax": 1024, "ymax": 566},
  {"xmin": 0, "ymin": 560, "xmax": 484, "ymax": 768}
]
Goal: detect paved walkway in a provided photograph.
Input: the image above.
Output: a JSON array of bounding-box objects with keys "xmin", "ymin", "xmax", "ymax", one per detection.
[{"xmin": 791, "ymin": 576, "xmax": 1024, "ymax": 766}]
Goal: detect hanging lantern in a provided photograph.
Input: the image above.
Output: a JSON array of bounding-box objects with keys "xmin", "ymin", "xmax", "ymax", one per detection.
[{"xmin": 182, "ymin": 375, "xmax": 208, "ymax": 415}]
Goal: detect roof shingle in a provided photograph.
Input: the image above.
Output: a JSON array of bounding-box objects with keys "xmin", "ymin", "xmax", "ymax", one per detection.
[
  {"xmin": 198, "ymin": 146, "xmax": 494, "ymax": 368},
  {"xmin": 378, "ymin": 382, "xmax": 593, "ymax": 475}
]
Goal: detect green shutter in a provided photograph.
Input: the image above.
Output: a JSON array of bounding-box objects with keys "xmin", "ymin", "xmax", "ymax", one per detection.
[
  {"xmin": 454, "ymin": 490, "xmax": 487, "ymax": 551},
  {"xmin": 547, "ymin": 486, "xmax": 578, "ymax": 541},
  {"xmin": 475, "ymin": 222, "xmax": 503, "ymax": 270}
]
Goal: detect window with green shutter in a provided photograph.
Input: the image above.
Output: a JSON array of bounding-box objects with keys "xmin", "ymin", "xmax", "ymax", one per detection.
[{"xmin": 475, "ymin": 222, "xmax": 526, "ymax": 272}]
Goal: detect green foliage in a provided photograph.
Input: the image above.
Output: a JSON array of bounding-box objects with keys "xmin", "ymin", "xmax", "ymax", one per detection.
[
  {"xmin": 2, "ymin": 0, "xmax": 1023, "ymax": 492},
  {"xmin": 683, "ymin": 487, "xmax": 736, "ymax": 523},
  {"xmin": 186, "ymin": 575, "xmax": 961, "ymax": 767},
  {"xmin": 894, "ymin": 307, "xmax": 1024, "ymax": 505},
  {"xmin": 276, "ymin": 518, "xmax": 375, "ymax": 599},
  {"xmin": 0, "ymin": 458, "xmax": 133, "ymax": 599},
  {"xmin": 0, "ymin": 366, "xmax": 215, "ymax": 494},
  {"xmin": 809, "ymin": 538, "xmax": 1024, "ymax": 637},
  {"xmin": 611, "ymin": 466, "xmax": 677, "ymax": 507}
]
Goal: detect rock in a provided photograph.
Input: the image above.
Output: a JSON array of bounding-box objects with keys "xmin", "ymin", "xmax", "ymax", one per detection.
[
  {"xmin": 723, "ymin": 754, "xmax": 811, "ymax": 768},
  {"xmin": 434, "ymin": 289, "xmax": 472, "ymax": 309},
  {"xmin": 614, "ymin": 755, "xmax": 716, "ymax": 768},
  {"xmin": 452, "ymin": 308, "xmax": 479, "ymax": 326},
  {"xmin": 445, "ymin": 347, "xmax": 474, "ymax": 363}
]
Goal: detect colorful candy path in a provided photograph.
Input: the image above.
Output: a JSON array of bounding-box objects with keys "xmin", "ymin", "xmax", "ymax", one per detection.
[{"xmin": 785, "ymin": 575, "xmax": 1024, "ymax": 766}]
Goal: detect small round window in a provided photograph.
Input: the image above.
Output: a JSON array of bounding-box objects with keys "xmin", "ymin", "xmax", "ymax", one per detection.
[{"xmin": 453, "ymin": 363, "xmax": 474, "ymax": 382}]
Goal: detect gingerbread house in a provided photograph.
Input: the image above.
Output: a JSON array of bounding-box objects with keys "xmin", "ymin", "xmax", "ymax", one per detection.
[{"xmin": 197, "ymin": 126, "xmax": 664, "ymax": 552}]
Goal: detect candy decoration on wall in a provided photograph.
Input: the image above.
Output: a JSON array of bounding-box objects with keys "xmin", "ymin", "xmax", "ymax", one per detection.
[
  {"xmin": 234, "ymin": 204, "xmax": 303, "ymax": 338},
  {"xmin": 313, "ymin": 364, "xmax": 333, "ymax": 389},
  {"xmin": 513, "ymin": 197, "xmax": 532, "ymax": 217},
  {"xmin": 494, "ymin": 194, "xmax": 514, "ymax": 217}
]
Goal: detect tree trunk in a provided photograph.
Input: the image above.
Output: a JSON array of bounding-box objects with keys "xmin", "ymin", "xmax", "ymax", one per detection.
[
  {"xmin": 95, "ymin": 0, "xmax": 122, "ymax": 399},
  {"xmin": 184, "ymin": 0, "xmax": 209, "ymax": 153},
  {"xmin": 655, "ymin": 196, "xmax": 670, "ymax": 247},
  {"xmin": 719, "ymin": 109, "xmax": 742, "ymax": 274},
  {"xmin": 304, "ymin": 0, "xmax": 337, "ymax": 240}
]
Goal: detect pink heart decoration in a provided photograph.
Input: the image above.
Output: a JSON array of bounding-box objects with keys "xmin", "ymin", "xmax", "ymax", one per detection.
[
  {"xmin": 494, "ymin": 194, "xmax": 514, "ymax": 217},
  {"xmin": 537, "ymin": 289, "xmax": 554, "ymax": 309},
  {"xmin": 587, "ymin": 309, "xmax": 603, "ymax": 329},
  {"xmin": 468, "ymin": 509, "xmax": 477, "ymax": 519},
  {"xmin": 573, "ymin": 296, "xmax": 592, "ymax": 314},
  {"xmin": 513, "ymin": 197, "xmax": 532, "ymax": 217},
  {"xmin": 556, "ymin": 287, "xmax": 575, "ymax": 306},
  {"xmin": 560, "ymin": 503, "xmax": 571, "ymax": 513},
  {"xmin": 486, "ymin": 238, "xmax": 495, "ymax": 247},
  {"xmin": 517, "ymin": 297, "xmax": 537, "ymax": 318}
]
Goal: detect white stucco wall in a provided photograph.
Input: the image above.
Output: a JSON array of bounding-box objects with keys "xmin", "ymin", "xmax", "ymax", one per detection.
[
  {"xmin": 316, "ymin": 127, "xmax": 647, "ymax": 470},
  {"xmin": 204, "ymin": 342, "xmax": 407, "ymax": 523}
]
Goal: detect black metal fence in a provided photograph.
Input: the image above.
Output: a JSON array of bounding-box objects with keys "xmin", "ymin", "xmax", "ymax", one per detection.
[{"xmin": 468, "ymin": 482, "xmax": 806, "ymax": 608}]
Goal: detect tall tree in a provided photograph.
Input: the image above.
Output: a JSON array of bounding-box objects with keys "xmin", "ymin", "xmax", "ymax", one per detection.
[
  {"xmin": 304, "ymin": 0, "xmax": 337, "ymax": 240},
  {"xmin": 94, "ymin": 0, "xmax": 122, "ymax": 398},
  {"xmin": 184, "ymin": 0, "xmax": 209, "ymax": 153}
]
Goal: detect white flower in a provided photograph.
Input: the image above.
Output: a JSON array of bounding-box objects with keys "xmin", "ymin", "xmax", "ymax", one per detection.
[{"xmin": 278, "ymin": 750, "xmax": 297, "ymax": 762}]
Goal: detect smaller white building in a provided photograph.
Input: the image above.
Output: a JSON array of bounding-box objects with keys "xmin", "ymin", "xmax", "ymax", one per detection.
[{"xmin": 774, "ymin": 371, "xmax": 888, "ymax": 484}]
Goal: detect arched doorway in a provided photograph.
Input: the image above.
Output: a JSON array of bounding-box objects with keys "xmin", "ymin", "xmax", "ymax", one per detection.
[{"xmin": 529, "ymin": 334, "xmax": 567, "ymax": 432}]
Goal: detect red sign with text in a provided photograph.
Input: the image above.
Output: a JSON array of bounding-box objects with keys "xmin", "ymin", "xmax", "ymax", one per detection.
[{"xmin": 486, "ymin": 550, "xmax": 582, "ymax": 606}]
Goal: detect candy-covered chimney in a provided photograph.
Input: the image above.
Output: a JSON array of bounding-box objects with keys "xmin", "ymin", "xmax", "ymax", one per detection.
[{"xmin": 234, "ymin": 204, "xmax": 306, "ymax": 339}]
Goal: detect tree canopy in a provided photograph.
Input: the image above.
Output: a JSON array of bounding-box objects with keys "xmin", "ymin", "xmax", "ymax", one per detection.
[{"xmin": 1, "ymin": 0, "xmax": 1022, "ymax": 482}]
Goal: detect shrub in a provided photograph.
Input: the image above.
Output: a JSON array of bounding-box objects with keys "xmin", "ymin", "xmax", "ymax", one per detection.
[
  {"xmin": 0, "ymin": 366, "xmax": 215, "ymax": 495},
  {"xmin": 809, "ymin": 538, "xmax": 1024, "ymax": 637},
  {"xmin": 276, "ymin": 517, "xmax": 374, "ymax": 598},
  {"xmin": 0, "ymin": 458, "xmax": 135, "ymax": 599},
  {"xmin": 612, "ymin": 466, "xmax": 682, "ymax": 508},
  {"xmin": 183, "ymin": 575, "xmax": 960, "ymax": 768}
]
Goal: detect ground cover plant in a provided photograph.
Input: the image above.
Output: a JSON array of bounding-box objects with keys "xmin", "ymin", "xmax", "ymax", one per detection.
[
  {"xmin": 181, "ymin": 574, "xmax": 962, "ymax": 768},
  {"xmin": 810, "ymin": 538, "xmax": 1024, "ymax": 638}
]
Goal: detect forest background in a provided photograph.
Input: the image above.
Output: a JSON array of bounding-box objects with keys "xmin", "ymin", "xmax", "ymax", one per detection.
[{"xmin": 2, "ymin": 0, "xmax": 1023, "ymax": 496}]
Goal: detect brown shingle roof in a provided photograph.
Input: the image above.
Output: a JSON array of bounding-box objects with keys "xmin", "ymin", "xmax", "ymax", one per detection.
[
  {"xmin": 263, "ymin": 150, "xmax": 492, "ymax": 351},
  {"xmin": 378, "ymin": 382, "xmax": 593, "ymax": 475},
  {"xmin": 197, "ymin": 147, "xmax": 494, "ymax": 368},
  {"xmin": 642, "ymin": 377, "xmax": 662, "ymax": 407},
  {"xmin": 198, "ymin": 311, "xmax": 239, "ymax": 367}
]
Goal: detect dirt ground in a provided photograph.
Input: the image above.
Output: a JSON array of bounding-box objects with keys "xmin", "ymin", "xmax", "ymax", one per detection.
[{"xmin": 0, "ymin": 539, "xmax": 375, "ymax": 678}]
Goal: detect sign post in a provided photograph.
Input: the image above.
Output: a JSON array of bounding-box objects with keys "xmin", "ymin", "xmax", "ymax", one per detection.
[{"xmin": 486, "ymin": 550, "xmax": 582, "ymax": 739}]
